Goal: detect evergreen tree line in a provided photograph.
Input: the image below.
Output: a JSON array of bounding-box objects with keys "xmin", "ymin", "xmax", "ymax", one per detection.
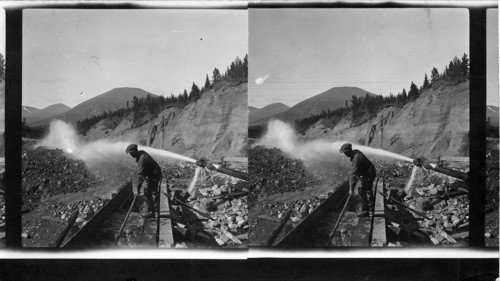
[
  {"xmin": 75, "ymin": 54, "xmax": 248, "ymax": 133},
  {"xmin": 293, "ymin": 54, "xmax": 469, "ymax": 133}
]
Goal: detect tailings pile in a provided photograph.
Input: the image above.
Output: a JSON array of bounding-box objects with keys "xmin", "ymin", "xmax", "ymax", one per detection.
[
  {"xmin": 22, "ymin": 143, "xmax": 103, "ymax": 210},
  {"xmin": 248, "ymin": 146, "xmax": 320, "ymax": 206}
]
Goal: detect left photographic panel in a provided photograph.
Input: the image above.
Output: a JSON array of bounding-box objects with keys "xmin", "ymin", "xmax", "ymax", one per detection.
[
  {"xmin": 22, "ymin": 9, "xmax": 248, "ymax": 248},
  {"xmin": 0, "ymin": 9, "xmax": 4, "ymax": 248}
]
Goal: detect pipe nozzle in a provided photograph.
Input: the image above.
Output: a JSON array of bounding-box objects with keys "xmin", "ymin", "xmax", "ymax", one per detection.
[
  {"xmin": 412, "ymin": 157, "xmax": 433, "ymax": 169},
  {"xmin": 196, "ymin": 158, "xmax": 216, "ymax": 171}
]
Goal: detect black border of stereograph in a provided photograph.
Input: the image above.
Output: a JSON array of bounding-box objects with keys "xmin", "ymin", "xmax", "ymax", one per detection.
[
  {"xmin": 0, "ymin": 258, "xmax": 498, "ymax": 280},
  {"xmin": 1, "ymin": 3, "xmax": 496, "ymax": 251}
]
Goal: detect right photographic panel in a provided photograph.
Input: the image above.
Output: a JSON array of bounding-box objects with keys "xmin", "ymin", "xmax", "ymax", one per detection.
[
  {"xmin": 485, "ymin": 8, "xmax": 498, "ymax": 248},
  {"xmin": 248, "ymin": 8, "xmax": 470, "ymax": 247}
]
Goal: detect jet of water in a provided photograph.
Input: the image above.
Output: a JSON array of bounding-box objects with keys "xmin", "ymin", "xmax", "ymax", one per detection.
[
  {"xmin": 39, "ymin": 120, "xmax": 196, "ymax": 164},
  {"xmin": 257, "ymin": 119, "xmax": 413, "ymax": 163},
  {"xmin": 187, "ymin": 166, "xmax": 204, "ymax": 195},
  {"xmin": 405, "ymin": 166, "xmax": 419, "ymax": 194},
  {"xmin": 142, "ymin": 147, "xmax": 196, "ymax": 164}
]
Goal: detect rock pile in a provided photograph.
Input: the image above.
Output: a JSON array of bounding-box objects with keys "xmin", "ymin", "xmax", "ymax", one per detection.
[
  {"xmin": 249, "ymin": 146, "xmax": 319, "ymax": 205},
  {"xmin": 188, "ymin": 171, "xmax": 249, "ymax": 247},
  {"xmin": 382, "ymin": 163, "xmax": 471, "ymax": 246},
  {"xmin": 419, "ymin": 194, "xmax": 469, "ymax": 245},
  {"xmin": 0, "ymin": 195, "xmax": 4, "ymax": 227},
  {"xmin": 204, "ymin": 196, "xmax": 248, "ymax": 247},
  {"xmin": 40, "ymin": 197, "xmax": 109, "ymax": 228},
  {"xmin": 22, "ymin": 146, "xmax": 102, "ymax": 209},
  {"xmin": 259, "ymin": 193, "xmax": 330, "ymax": 223},
  {"xmin": 486, "ymin": 147, "xmax": 499, "ymax": 211}
]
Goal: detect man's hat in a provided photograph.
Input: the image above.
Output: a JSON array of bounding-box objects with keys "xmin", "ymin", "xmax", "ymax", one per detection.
[
  {"xmin": 340, "ymin": 143, "xmax": 352, "ymax": 153},
  {"xmin": 125, "ymin": 144, "xmax": 138, "ymax": 154}
]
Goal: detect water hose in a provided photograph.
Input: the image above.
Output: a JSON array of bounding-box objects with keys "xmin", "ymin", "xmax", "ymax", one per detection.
[
  {"xmin": 327, "ymin": 193, "xmax": 352, "ymax": 246},
  {"xmin": 114, "ymin": 194, "xmax": 138, "ymax": 247}
]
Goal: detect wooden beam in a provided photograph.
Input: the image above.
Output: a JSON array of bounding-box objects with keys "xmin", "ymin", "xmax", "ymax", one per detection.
[
  {"xmin": 371, "ymin": 178, "xmax": 387, "ymax": 247},
  {"xmin": 158, "ymin": 179, "xmax": 174, "ymax": 248}
]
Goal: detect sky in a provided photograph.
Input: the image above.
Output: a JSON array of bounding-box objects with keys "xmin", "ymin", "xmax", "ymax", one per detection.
[
  {"xmin": 249, "ymin": 9, "xmax": 469, "ymax": 108},
  {"xmin": 0, "ymin": 10, "xmax": 4, "ymax": 56},
  {"xmin": 23, "ymin": 9, "xmax": 247, "ymax": 109},
  {"xmin": 487, "ymin": 9, "xmax": 498, "ymax": 107}
]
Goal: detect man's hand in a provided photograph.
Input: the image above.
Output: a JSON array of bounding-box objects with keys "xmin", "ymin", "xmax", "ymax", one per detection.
[
  {"xmin": 349, "ymin": 175, "xmax": 358, "ymax": 196},
  {"xmin": 133, "ymin": 185, "xmax": 140, "ymax": 196}
]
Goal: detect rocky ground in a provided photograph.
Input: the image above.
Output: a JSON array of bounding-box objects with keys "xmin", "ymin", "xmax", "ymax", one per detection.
[
  {"xmin": 485, "ymin": 139, "xmax": 499, "ymax": 247},
  {"xmin": 249, "ymin": 145, "xmax": 471, "ymax": 247},
  {"xmin": 21, "ymin": 139, "xmax": 131, "ymax": 247},
  {"xmin": 170, "ymin": 163, "xmax": 249, "ymax": 248},
  {"xmin": 249, "ymin": 145, "xmax": 348, "ymax": 246},
  {"xmin": 21, "ymin": 138, "xmax": 248, "ymax": 248},
  {"xmin": 0, "ymin": 155, "xmax": 4, "ymax": 247}
]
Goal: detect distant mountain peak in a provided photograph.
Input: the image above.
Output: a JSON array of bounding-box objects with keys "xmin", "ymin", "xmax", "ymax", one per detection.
[{"xmin": 32, "ymin": 87, "xmax": 154, "ymax": 126}]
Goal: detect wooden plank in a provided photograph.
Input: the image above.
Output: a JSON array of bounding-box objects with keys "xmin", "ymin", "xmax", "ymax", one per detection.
[
  {"xmin": 371, "ymin": 217, "xmax": 386, "ymax": 247},
  {"xmin": 275, "ymin": 181, "xmax": 349, "ymax": 247},
  {"xmin": 374, "ymin": 179, "xmax": 385, "ymax": 217},
  {"xmin": 371, "ymin": 178, "xmax": 386, "ymax": 247},
  {"xmin": 158, "ymin": 179, "xmax": 174, "ymax": 248},
  {"xmin": 62, "ymin": 182, "xmax": 133, "ymax": 248},
  {"xmin": 351, "ymin": 217, "xmax": 371, "ymax": 246}
]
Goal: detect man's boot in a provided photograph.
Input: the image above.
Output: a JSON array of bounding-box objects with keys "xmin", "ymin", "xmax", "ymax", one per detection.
[
  {"xmin": 142, "ymin": 193, "xmax": 155, "ymax": 218},
  {"xmin": 357, "ymin": 191, "xmax": 369, "ymax": 217},
  {"xmin": 367, "ymin": 189, "xmax": 374, "ymax": 210}
]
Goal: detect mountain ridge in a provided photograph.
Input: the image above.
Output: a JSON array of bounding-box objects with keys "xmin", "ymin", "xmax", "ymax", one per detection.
[
  {"xmin": 33, "ymin": 87, "xmax": 154, "ymax": 126},
  {"xmin": 254, "ymin": 86, "xmax": 371, "ymax": 125}
]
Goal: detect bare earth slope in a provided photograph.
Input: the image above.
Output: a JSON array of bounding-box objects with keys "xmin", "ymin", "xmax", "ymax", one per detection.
[
  {"xmin": 34, "ymin": 88, "xmax": 154, "ymax": 126},
  {"xmin": 84, "ymin": 80, "xmax": 247, "ymax": 159},
  {"xmin": 25, "ymin": 103, "xmax": 71, "ymax": 125},
  {"xmin": 0, "ymin": 82, "xmax": 4, "ymax": 132},
  {"xmin": 304, "ymin": 80, "xmax": 469, "ymax": 158},
  {"xmin": 249, "ymin": 103, "xmax": 289, "ymax": 126}
]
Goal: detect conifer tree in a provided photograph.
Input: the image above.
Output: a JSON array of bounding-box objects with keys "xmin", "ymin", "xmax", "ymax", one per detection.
[
  {"xmin": 423, "ymin": 73, "xmax": 430, "ymax": 89},
  {"xmin": 204, "ymin": 74, "xmax": 211, "ymax": 90}
]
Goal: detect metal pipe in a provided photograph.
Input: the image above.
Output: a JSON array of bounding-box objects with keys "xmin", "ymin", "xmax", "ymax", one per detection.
[
  {"xmin": 196, "ymin": 158, "xmax": 248, "ymax": 181},
  {"xmin": 114, "ymin": 194, "xmax": 138, "ymax": 247},
  {"xmin": 412, "ymin": 157, "xmax": 468, "ymax": 181},
  {"xmin": 327, "ymin": 193, "xmax": 352, "ymax": 246},
  {"xmin": 433, "ymin": 166, "xmax": 468, "ymax": 181}
]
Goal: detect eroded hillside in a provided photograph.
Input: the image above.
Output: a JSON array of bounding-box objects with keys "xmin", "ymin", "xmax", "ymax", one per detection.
[
  {"xmin": 304, "ymin": 80, "xmax": 469, "ymax": 158},
  {"xmin": 83, "ymin": 80, "xmax": 247, "ymax": 159}
]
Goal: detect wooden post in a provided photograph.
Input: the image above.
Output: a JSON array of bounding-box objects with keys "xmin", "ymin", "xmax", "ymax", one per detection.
[{"xmin": 266, "ymin": 209, "xmax": 293, "ymax": 246}]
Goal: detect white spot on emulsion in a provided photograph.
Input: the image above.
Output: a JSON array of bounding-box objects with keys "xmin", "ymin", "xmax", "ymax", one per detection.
[{"xmin": 255, "ymin": 75, "xmax": 270, "ymax": 85}]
